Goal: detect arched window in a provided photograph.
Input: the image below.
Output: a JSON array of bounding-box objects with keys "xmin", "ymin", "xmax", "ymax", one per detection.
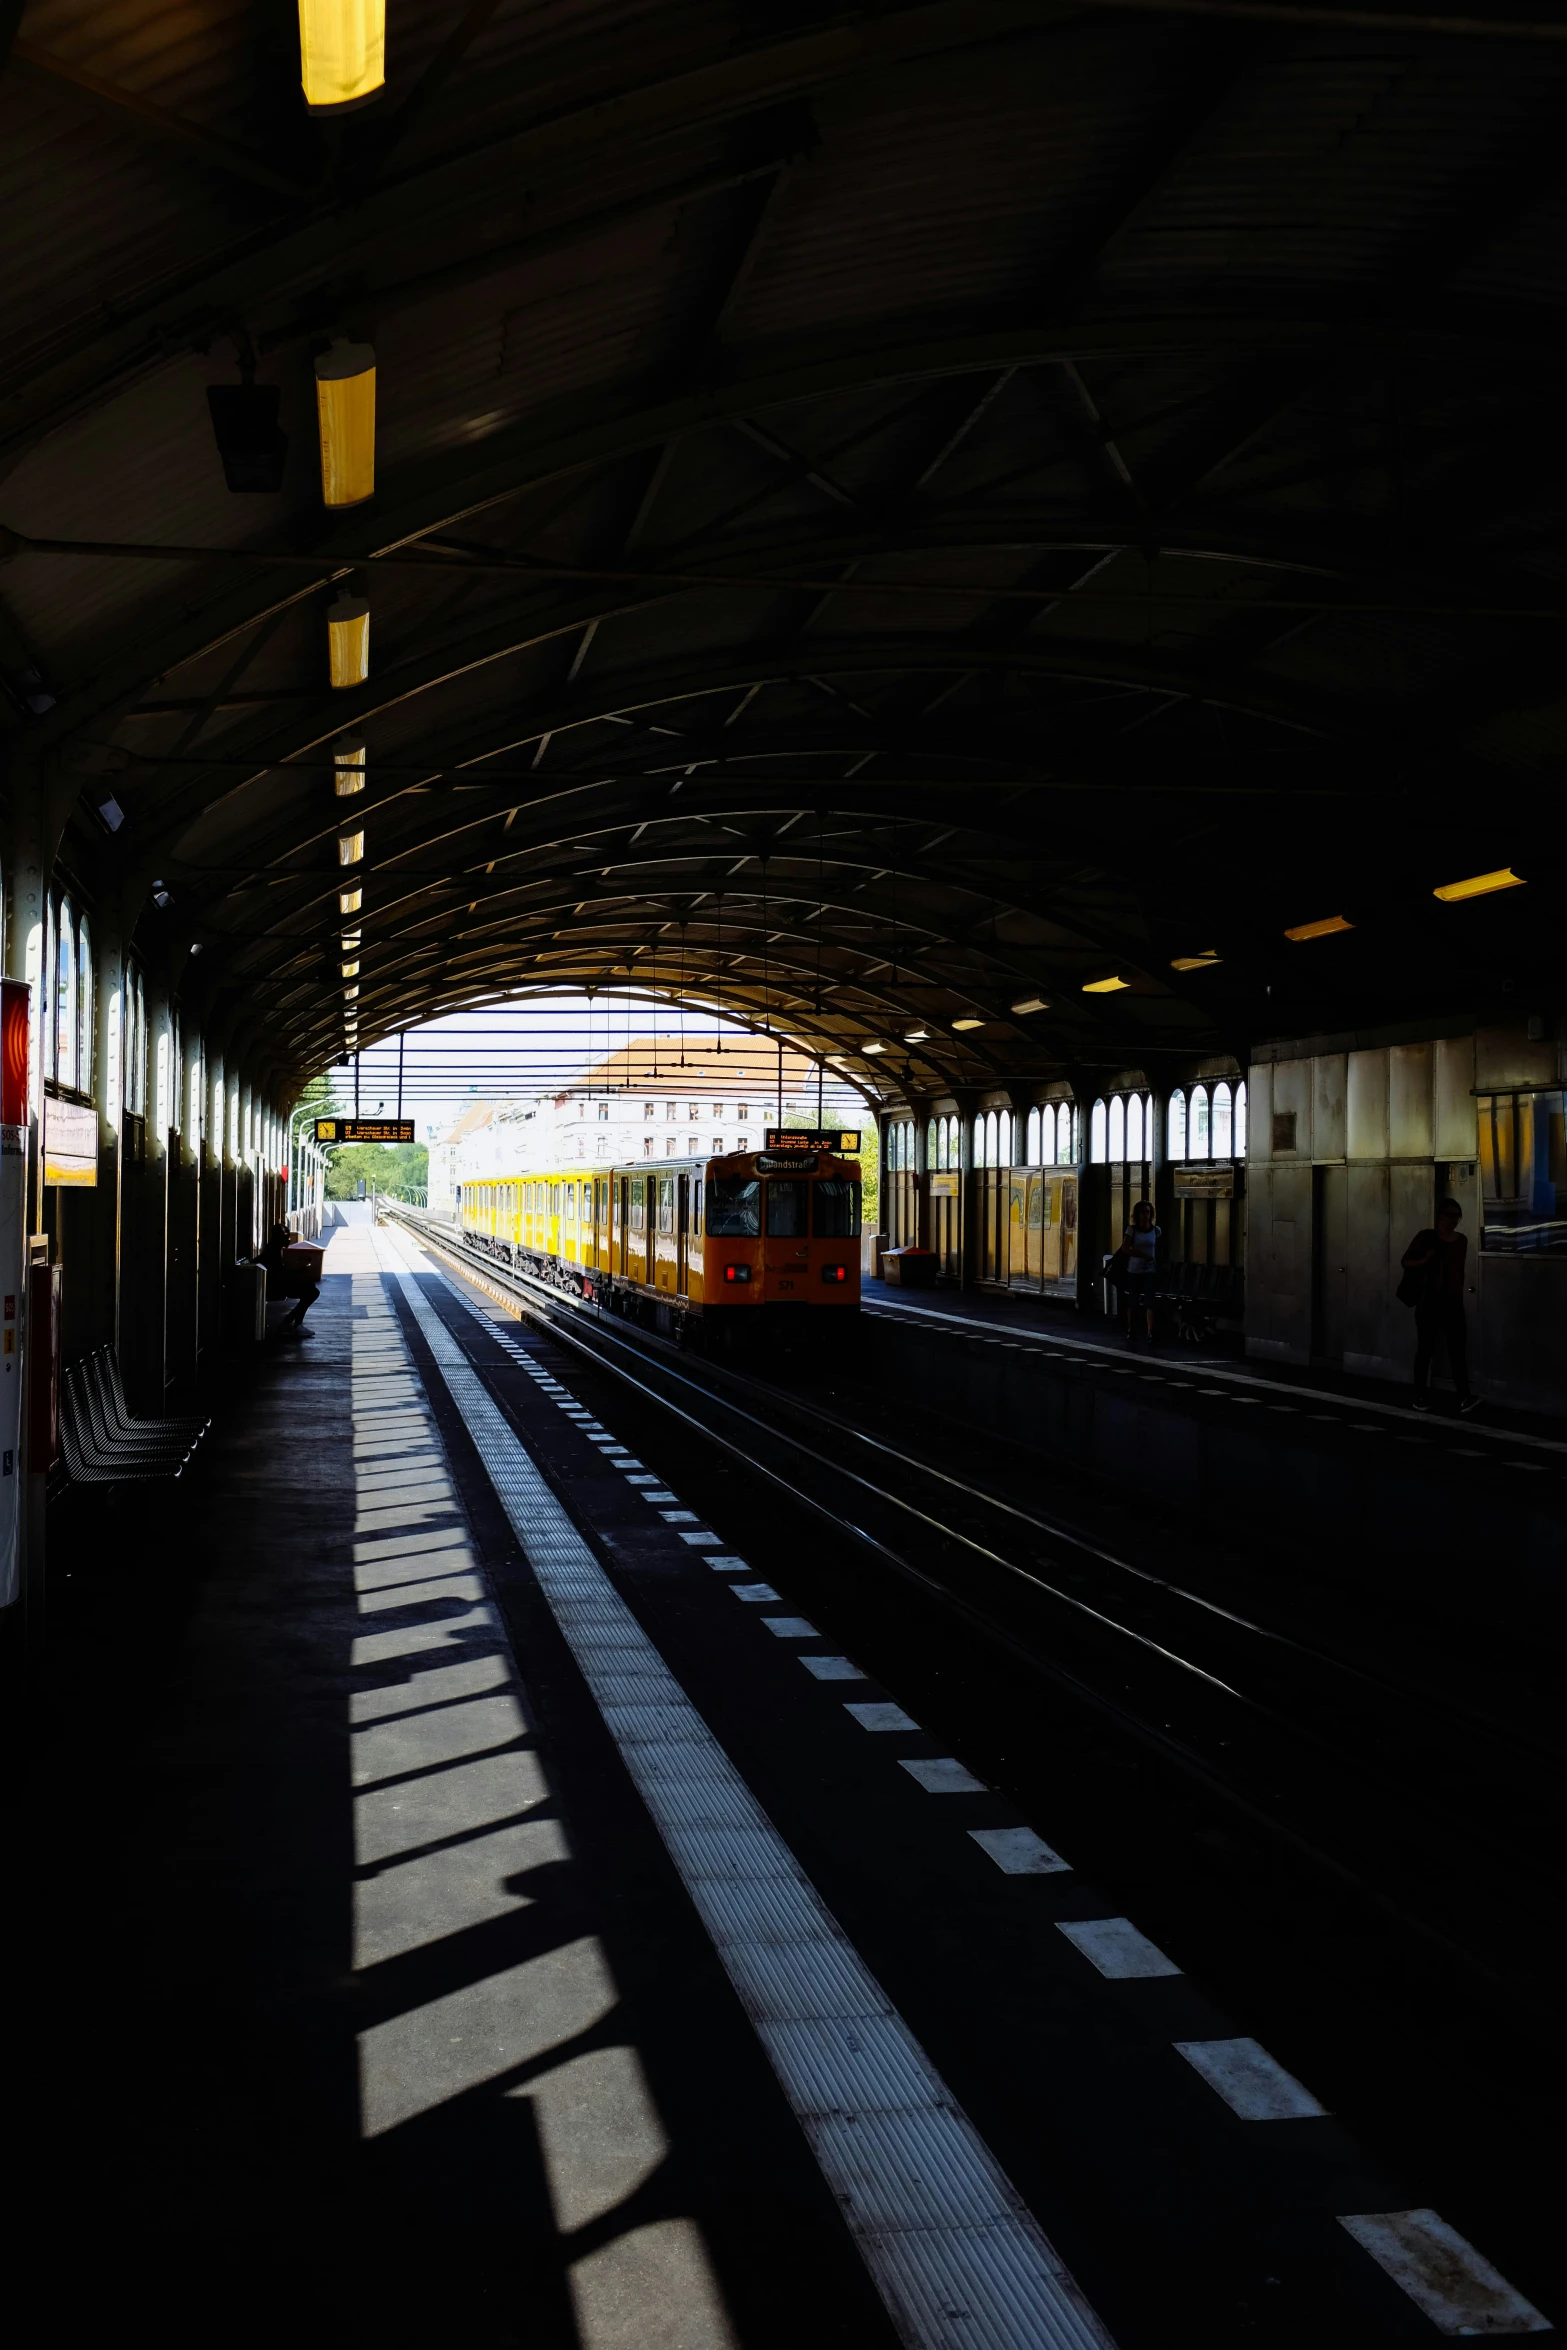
[
  {"xmin": 1235, "ymin": 1080, "xmax": 1248, "ymax": 1159},
  {"xmin": 983, "ymin": 1110, "xmax": 997, "ymax": 1167},
  {"xmin": 77, "ymin": 917, "xmax": 94, "ymax": 1099},
  {"xmin": 1213, "ymin": 1080, "xmax": 1233, "ymax": 1159},
  {"xmin": 972, "ymin": 1114, "xmax": 985, "ymax": 1167},
  {"xmin": 155, "ymin": 1028, "xmax": 170, "ymax": 1135},
  {"xmin": 1126, "ymin": 1093, "xmax": 1144, "ymax": 1163},
  {"xmin": 997, "ymin": 1109, "xmax": 1012, "ymax": 1168},
  {"xmin": 1108, "ymin": 1095, "xmax": 1125, "ymax": 1162},
  {"xmin": 1168, "ymin": 1089, "xmax": 1187, "ymax": 1160},
  {"xmin": 1191, "ymin": 1084, "xmax": 1210, "ymax": 1158},
  {"xmin": 171, "ymin": 1016, "xmax": 182, "ymax": 1135},
  {"xmin": 1070, "ymin": 1103, "xmax": 1083, "ymax": 1163},
  {"xmin": 1026, "ymin": 1108, "xmax": 1039, "ymax": 1165},
  {"xmin": 1090, "ymin": 1100, "xmax": 1107, "ymax": 1163},
  {"xmin": 55, "ymin": 902, "xmax": 77, "ymax": 1091},
  {"xmin": 926, "ymin": 1119, "xmax": 937, "ymax": 1169},
  {"xmin": 1040, "ymin": 1105, "xmax": 1057, "ymax": 1167}
]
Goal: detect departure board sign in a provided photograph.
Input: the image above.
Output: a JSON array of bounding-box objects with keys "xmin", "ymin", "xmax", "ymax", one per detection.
[
  {"xmin": 764, "ymin": 1128, "xmax": 862, "ymax": 1154},
  {"xmin": 316, "ymin": 1119, "xmax": 416, "ymax": 1144}
]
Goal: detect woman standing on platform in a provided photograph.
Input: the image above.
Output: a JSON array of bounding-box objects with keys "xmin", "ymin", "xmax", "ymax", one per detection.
[{"xmin": 1120, "ymin": 1197, "xmax": 1160, "ymax": 1343}]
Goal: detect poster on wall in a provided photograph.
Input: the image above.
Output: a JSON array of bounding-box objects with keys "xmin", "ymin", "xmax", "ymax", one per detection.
[{"xmin": 44, "ymin": 1096, "xmax": 99, "ymax": 1187}]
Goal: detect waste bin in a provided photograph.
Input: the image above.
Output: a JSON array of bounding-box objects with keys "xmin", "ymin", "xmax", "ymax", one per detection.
[{"xmin": 882, "ymin": 1246, "xmax": 937, "ymax": 1289}]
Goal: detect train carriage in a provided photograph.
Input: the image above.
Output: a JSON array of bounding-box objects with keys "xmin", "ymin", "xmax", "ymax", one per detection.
[{"xmin": 458, "ymin": 1130, "xmax": 862, "ymax": 1336}]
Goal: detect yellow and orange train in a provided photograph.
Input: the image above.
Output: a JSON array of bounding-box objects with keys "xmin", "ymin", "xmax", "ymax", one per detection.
[{"xmin": 458, "ymin": 1138, "xmax": 862, "ymax": 1334}]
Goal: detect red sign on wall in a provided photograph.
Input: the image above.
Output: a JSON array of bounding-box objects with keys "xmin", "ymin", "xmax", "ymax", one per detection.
[{"xmin": 0, "ymin": 978, "xmax": 29, "ymax": 1128}]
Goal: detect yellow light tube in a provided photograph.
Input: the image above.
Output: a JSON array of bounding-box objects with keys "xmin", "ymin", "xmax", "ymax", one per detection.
[
  {"xmin": 1284, "ymin": 915, "xmax": 1353, "ymax": 941},
  {"xmin": 298, "ymin": 0, "xmax": 384, "ymax": 113},
  {"xmin": 327, "ymin": 595, "xmax": 369, "ymax": 688},
  {"xmin": 341, "ymin": 961, "xmax": 360, "ymax": 979},
  {"xmin": 1433, "ymin": 867, "xmax": 1524, "ymax": 903},
  {"xmin": 344, "ymin": 983, "xmax": 360, "ymax": 1001},
  {"xmin": 338, "ymin": 827, "xmax": 365, "ymax": 866},
  {"xmin": 316, "ymin": 343, "xmax": 376, "ymax": 507},
  {"xmin": 1170, "ymin": 951, "xmax": 1220, "ymax": 971},
  {"xmin": 333, "ymin": 735, "xmax": 367, "ymax": 793},
  {"xmin": 951, "ymin": 1017, "xmax": 984, "ymax": 1031},
  {"xmin": 1082, "ymin": 974, "xmax": 1129, "ymax": 993},
  {"xmin": 340, "ymin": 887, "xmax": 363, "ymax": 915}
]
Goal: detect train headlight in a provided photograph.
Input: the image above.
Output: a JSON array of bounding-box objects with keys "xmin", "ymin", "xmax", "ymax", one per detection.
[
  {"xmin": 821, "ymin": 1263, "xmax": 848, "ymax": 1284},
  {"xmin": 723, "ymin": 1263, "xmax": 751, "ymax": 1284}
]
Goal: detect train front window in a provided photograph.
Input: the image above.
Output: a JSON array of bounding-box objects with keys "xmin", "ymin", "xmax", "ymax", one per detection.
[
  {"xmin": 765, "ymin": 1179, "xmax": 809, "ymax": 1236},
  {"xmin": 707, "ymin": 1177, "xmax": 760, "ymax": 1236},
  {"xmin": 813, "ymin": 1178, "xmax": 861, "ymax": 1238}
]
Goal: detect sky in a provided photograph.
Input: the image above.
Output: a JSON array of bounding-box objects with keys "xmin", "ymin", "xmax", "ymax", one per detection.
[{"xmin": 329, "ymin": 994, "xmax": 870, "ymax": 1145}]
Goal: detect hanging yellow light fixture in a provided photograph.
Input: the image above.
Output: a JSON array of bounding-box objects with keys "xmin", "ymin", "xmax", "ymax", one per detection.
[
  {"xmin": 327, "ymin": 593, "xmax": 369, "ymax": 688},
  {"xmin": 298, "ymin": 0, "xmax": 385, "ymax": 113},
  {"xmin": 315, "ymin": 343, "xmax": 376, "ymax": 507},
  {"xmin": 340, "ymin": 886, "xmax": 363, "ymax": 916},
  {"xmin": 333, "ymin": 736, "xmax": 367, "ymax": 794},
  {"xmin": 338, "ymin": 825, "xmax": 365, "ymax": 866},
  {"xmin": 341, "ymin": 960, "xmax": 360, "ymax": 979}
]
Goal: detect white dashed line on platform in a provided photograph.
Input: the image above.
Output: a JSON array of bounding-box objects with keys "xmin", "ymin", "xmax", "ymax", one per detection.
[
  {"xmin": 706, "ymin": 1554, "xmax": 747, "ymax": 1571},
  {"xmin": 1175, "ymin": 2037, "xmax": 1326, "ymax": 2119},
  {"xmin": 845, "ymin": 1702, "xmax": 921, "ymax": 1733},
  {"xmin": 1337, "ymin": 2211, "xmax": 1550, "ymax": 2336},
  {"xmin": 801, "ymin": 1656, "xmax": 864, "ymax": 1681},
  {"xmin": 970, "ymin": 1827, "xmax": 1071, "ymax": 1875},
  {"xmin": 901, "ymin": 1758, "xmax": 987, "ymax": 1794},
  {"xmin": 762, "ymin": 1616, "xmax": 819, "ymax": 1638},
  {"xmin": 377, "ymin": 1227, "xmax": 1118, "ymax": 2350},
  {"xmin": 1058, "ymin": 1919, "xmax": 1181, "ymax": 1979},
  {"xmin": 731, "ymin": 1581, "xmax": 782, "ymax": 1602}
]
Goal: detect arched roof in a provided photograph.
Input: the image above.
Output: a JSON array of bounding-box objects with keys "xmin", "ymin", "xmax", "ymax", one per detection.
[{"xmin": 4, "ymin": 0, "xmax": 1566, "ymax": 1102}]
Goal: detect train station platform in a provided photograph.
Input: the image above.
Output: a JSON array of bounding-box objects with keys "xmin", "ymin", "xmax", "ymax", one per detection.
[
  {"xmin": 858, "ymin": 1278, "xmax": 1567, "ymax": 1597},
  {"xmin": 20, "ymin": 1216, "xmax": 1554, "ymax": 2348}
]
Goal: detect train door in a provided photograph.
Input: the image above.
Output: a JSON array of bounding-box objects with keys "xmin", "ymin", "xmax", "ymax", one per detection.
[
  {"xmin": 655, "ymin": 1175, "xmax": 676, "ymax": 1292},
  {"xmin": 762, "ymin": 1173, "xmax": 811, "ymax": 1299},
  {"xmin": 1313, "ymin": 1163, "xmax": 1348, "ymax": 1363},
  {"xmin": 676, "ymin": 1174, "xmax": 690, "ymax": 1296},
  {"xmin": 1026, "ymin": 1174, "xmax": 1044, "ymax": 1285}
]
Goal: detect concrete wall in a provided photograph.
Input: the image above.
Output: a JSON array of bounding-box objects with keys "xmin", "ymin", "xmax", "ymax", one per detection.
[{"xmin": 1245, "ymin": 1026, "xmax": 1567, "ymax": 1412}]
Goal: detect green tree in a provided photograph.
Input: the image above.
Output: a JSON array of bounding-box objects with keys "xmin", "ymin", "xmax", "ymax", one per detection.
[{"xmin": 325, "ymin": 1142, "xmax": 429, "ymax": 1200}]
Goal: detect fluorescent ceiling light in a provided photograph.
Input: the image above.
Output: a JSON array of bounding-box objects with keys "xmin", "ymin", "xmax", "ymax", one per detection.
[
  {"xmin": 1433, "ymin": 868, "xmax": 1524, "ymax": 903},
  {"xmin": 1082, "ymin": 975, "xmax": 1128, "ymax": 993},
  {"xmin": 333, "ymin": 737, "xmax": 367, "ymax": 795},
  {"xmin": 340, "ymin": 929, "xmax": 361, "ymax": 949},
  {"xmin": 340, "ymin": 887, "xmax": 363, "ymax": 915},
  {"xmin": 1284, "ymin": 915, "xmax": 1352, "ymax": 941},
  {"xmin": 327, "ymin": 594, "xmax": 369, "ymax": 688},
  {"xmin": 344, "ymin": 983, "xmax": 359, "ymax": 1000},
  {"xmin": 298, "ymin": 0, "xmax": 384, "ymax": 112},
  {"xmin": 1010, "ymin": 996, "xmax": 1049, "ymax": 1016},
  {"xmin": 1170, "ymin": 951, "xmax": 1221, "ymax": 971},
  {"xmin": 903, "ymin": 1028, "xmax": 930, "ymax": 1042},
  {"xmin": 862, "ymin": 1040, "xmax": 887, "ymax": 1054},
  {"xmin": 952, "ymin": 1017, "xmax": 984, "ymax": 1031},
  {"xmin": 316, "ymin": 344, "xmax": 375, "ymax": 509},
  {"xmin": 338, "ymin": 827, "xmax": 365, "ymax": 866},
  {"xmin": 341, "ymin": 961, "xmax": 360, "ymax": 979}
]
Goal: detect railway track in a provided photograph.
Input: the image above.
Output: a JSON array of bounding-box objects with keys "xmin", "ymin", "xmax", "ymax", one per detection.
[{"xmin": 383, "ymin": 1204, "xmax": 1566, "ymax": 2030}]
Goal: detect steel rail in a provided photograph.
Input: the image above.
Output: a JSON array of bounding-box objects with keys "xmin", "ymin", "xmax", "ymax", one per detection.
[{"xmin": 380, "ymin": 1202, "xmax": 1565, "ymax": 2023}]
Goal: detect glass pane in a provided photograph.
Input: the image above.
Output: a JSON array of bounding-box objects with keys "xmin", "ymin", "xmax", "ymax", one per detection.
[
  {"xmin": 658, "ymin": 1178, "xmax": 674, "ymax": 1233},
  {"xmin": 765, "ymin": 1179, "xmax": 809, "ymax": 1236},
  {"xmin": 1090, "ymin": 1101, "xmax": 1106, "ymax": 1163},
  {"xmin": 1192, "ymin": 1085, "xmax": 1210, "ymax": 1157},
  {"xmin": 974, "ymin": 1115, "xmax": 985, "ymax": 1168},
  {"xmin": 1213, "ymin": 1082, "xmax": 1233, "ymax": 1158},
  {"xmin": 1480, "ymin": 1090, "xmax": 1567, "ymax": 1251},
  {"xmin": 998, "ymin": 1110, "xmax": 1012, "ymax": 1167},
  {"xmin": 1235, "ymin": 1081, "xmax": 1248, "ymax": 1158},
  {"xmin": 1169, "ymin": 1089, "xmax": 1187, "ymax": 1160},
  {"xmin": 1126, "ymin": 1094, "xmax": 1144, "ymax": 1162},
  {"xmin": 927, "ymin": 1119, "xmax": 937, "ymax": 1169},
  {"xmin": 814, "ymin": 1179, "xmax": 861, "ymax": 1238},
  {"xmin": 1108, "ymin": 1095, "xmax": 1125, "ymax": 1162},
  {"xmin": 707, "ymin": 1177, "xmax": 761, "ymax": 1236}
]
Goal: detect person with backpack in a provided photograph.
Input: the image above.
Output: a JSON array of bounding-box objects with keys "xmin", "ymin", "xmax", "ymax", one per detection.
[{"xmin": 1399, "ymin": 1198, "xmax": 1479, "ymax": 1415}]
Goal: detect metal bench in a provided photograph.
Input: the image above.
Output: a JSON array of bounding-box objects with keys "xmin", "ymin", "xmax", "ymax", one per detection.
[{"xmin": 59, "ymin": 1347, "xmax": 210, "ymax": 1484}]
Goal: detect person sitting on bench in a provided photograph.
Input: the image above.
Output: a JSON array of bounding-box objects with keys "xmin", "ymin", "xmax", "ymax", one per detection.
[{"xmin": 259, "ymin": 1221, "xmax": 319, "ymax": 1334}]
